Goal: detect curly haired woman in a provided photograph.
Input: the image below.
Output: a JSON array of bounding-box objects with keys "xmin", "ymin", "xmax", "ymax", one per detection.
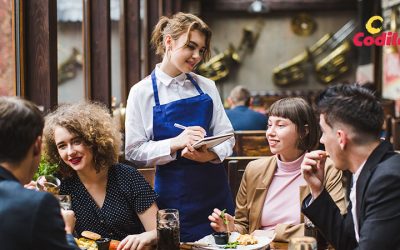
[{"xmin": 43, "ymin": 102, "xmax": 158, "ymax": 250}]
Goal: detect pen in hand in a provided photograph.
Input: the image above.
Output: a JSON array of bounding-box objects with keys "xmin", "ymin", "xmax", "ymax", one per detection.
[
  {"xmin": 174, "ymin": 123, "xmax": 187, "ymax": 130},
  {"xmin": 174, "ymin": 123, "xmax": 207, "ymax": 136}
]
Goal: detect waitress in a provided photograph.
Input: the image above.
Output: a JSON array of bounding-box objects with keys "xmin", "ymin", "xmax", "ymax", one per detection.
[{"xmin": 125, "ymin": 12, "xmax": 235, "ymax": 242}]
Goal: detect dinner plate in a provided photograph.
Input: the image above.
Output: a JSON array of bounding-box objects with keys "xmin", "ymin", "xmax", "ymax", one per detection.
[{"xmin": 194, "ymin": 232, "xmax": 273, "ymax": 250}]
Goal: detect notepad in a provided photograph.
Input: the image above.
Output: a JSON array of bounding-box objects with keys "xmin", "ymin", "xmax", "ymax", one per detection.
[{"xmin": 192, "ymin": 132, "xmax": 234, "ymax": 149}]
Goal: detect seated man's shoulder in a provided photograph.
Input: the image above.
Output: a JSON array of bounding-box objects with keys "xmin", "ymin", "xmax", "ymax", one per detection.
[{"xmin": 2, "ymin": 180, "xmax": 52, "ymax": 205}]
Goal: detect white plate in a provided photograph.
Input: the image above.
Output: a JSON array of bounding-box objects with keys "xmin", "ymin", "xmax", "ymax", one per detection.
[{"xmin": 194, "ymin": 232, "xmax": 273, "ymax": 250}]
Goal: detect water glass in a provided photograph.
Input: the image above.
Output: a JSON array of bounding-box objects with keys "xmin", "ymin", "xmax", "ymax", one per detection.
[
  {"xmin": 288, "ymin": 236, "xmax": 317, "ymax": 250},
  {"xmin": 157, "ymin": 209, "xmax": 180, "ymax": 250}
]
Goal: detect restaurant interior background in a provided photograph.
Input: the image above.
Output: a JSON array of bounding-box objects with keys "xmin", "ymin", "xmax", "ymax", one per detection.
[{"xmin": 1, "ymin": 0, "xmax": 400, "ymax": 150}]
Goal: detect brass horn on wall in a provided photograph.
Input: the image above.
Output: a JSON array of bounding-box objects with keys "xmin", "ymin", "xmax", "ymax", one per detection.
[
  {"xmin": 273, "ymin": 20, "xmax": 356, "ymax": 86},
  {"xmin": 197, "ymin": 21, "xmax": 263, "ymax": 82}
]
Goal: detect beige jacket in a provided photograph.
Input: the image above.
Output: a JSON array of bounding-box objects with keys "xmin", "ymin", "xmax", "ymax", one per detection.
[{"xmin": 234, "ymin": 156, "xmax": 347, "ymax": 242}]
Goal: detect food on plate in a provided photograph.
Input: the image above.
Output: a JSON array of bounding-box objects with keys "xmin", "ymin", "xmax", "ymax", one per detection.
[
  {"xmin": 224, "ymin": 241, "xmax": 239, "ymax": 249},
  {"xmin": 236, "ymin": 234, "xmax": 258, "ymax": 245},
  {"xmin": 109, "ymin": 240, "xmax": 120, "ymax": 250},
  {"xmin": 82, "ymin": 231, "xmax": 102, "ymax": 240},
  {"xmin": 75, "ymin": 237, "xmax": 97, "ymax": 250}
]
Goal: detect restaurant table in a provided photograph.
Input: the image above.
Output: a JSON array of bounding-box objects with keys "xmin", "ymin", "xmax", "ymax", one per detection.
[
  {"xmin": 179, "ymin": 241, "xmax": 335, "ymax": 249},
  {"xmin": 179, "ymin": 241, "xmax": 289, "ymax": 249}
]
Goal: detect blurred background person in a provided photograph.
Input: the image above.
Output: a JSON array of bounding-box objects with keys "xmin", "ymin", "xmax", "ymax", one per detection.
[{"xmin": 226, "ymin": 85, "xmax": 267, "ymax": 130}]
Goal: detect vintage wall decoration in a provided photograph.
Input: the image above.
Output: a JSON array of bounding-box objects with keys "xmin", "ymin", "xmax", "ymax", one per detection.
[
  {"xmin": 197, "ymin": 21, "xmax": 263, "ymax": 82},
  {"xmin": 273, "ymin": 20, "xmax": 356, "ymax": 86},
  {"xmin": 58, "ymin": 47, "xmax": 83, "ymax": 84},
  {"xmin": 291, "ymin": 13, "xmax": 317, "ymax": 36}
]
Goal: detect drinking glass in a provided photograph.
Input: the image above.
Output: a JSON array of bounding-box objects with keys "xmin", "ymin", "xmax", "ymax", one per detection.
[
  {"xmin": 157, "ymin": 209, "xmax": 180, "ymax": 250},
  {"xmin": 36, "ymin": 175, "xmax": 61, "ymax": 195},
  {"xmin": 288, "ymin": 236, "xmax": 317, "ymax": 250},
  {"xmin": 56, "ymin": 194, "xmax": 72, "ymax": 210}
]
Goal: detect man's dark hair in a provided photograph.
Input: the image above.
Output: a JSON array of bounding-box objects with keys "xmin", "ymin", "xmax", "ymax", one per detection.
[
  {"xmin": 0, "ymin": 97, "xmax": 44, "ymax": 164},
  {"xmin": 317, "ymin": 83, "xmax": 384, "ymax": 143}
]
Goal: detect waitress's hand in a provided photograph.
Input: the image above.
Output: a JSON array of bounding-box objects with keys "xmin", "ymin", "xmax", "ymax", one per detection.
[
  {"xmin": 181, "ymin": 145, "xmax": 218, "ymax": 162},
  {"xmin": 170, "ymin": 126, "xmax": 206, "ymax": 153},
  {"xmin": 117, "ymin": 230, "xmax": 156, "ymax": 250},
  {"xmin": 208, "ymin": 208, "xmax": 236, "ymax": 232}
]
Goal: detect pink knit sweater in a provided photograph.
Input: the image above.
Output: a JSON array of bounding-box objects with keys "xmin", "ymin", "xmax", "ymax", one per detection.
[{"xmin": 260, "ymin": 154, "xmax": 307, "ymax": 231}]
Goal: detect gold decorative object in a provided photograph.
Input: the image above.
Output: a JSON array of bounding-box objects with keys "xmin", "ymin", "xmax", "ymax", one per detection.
[
  {"xmin": 273, "ymin": 34, "xmax": 332, "ymax": 86},
  {"xmin": 112, "ymin": 97, "xmax": 126, "ymax": 133},
  {"xmin": 315, "ymin": 40, "xmax": 351, "ymax": 83},
  {"xmin": 291, "ymin": 13, "xmax": 317, "ymax": 36},
  {"xmin": 273, "ymin": 20, "xmax": 356, "ymax": 85},
  {"xmin": 58, "ymin": 47, "xmax": 83, "ymax": 84},
  {"xmin": 385, "ymin": 8, "xmax": 398, "ymax": 54},
  {"xmin": 197, "ymin": 21, "xmax": 263, "ymax": 81}
]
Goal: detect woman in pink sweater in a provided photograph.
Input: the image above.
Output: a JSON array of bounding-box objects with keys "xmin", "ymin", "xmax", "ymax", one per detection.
[{"xmin": 209, "ymin": 97, "xmax": 346, "ymax": 242}]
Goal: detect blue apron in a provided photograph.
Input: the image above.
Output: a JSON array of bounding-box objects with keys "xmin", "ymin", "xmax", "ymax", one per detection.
[{"xmin": 151, "ymin": 71, "xmax": 234, "ymax": 242}]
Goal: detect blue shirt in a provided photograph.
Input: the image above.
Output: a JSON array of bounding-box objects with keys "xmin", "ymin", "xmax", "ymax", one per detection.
[{"xmin": 226, "ymin": 105, "xmax": 267, "ymax": 130}]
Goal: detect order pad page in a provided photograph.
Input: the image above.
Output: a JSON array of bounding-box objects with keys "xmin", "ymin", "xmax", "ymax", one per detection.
[{"xmin": 192, "ymin": 133, "xmax": 234, "ymax": 149}]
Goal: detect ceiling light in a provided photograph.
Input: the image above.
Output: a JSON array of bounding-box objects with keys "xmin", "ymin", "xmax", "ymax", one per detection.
[{"xmin": 248, "ymin": 0, "xmax": 269, "ymax": 13}]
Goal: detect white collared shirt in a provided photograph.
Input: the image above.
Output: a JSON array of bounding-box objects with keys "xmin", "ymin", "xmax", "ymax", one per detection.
[
  {"xmin": 125, "ymin": 64, "xmax": 234, "ymax": 167},
  {"xmin": 349, "ymin": 162, "xmax": 366, "ymax": 242}
]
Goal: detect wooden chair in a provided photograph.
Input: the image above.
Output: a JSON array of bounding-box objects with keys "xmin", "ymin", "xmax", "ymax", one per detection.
[
  {"xmin": 137, "ymin": 167, "xmax": 156, "ymax": 187},
  {"xmin": 233, "ymin": 130, "xmax": 272, "ymax": 156},
  {"xmin": 119, "ymin": 157, "xmax": 156, "ymax": 187},
  {"xmin": 223, "ymin": 156, "xmax": 265, "ymax": 199},
  {"xmin": 381, "ymin": 99, "xmax": 395, "ymax": 118},
  {"xmin": 391, "ymin": 117, "xmax": 400, "ymax": 150}
]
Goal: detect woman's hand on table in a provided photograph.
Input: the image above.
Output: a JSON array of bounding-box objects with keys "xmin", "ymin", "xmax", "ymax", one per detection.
[
  {"xmin": 208, "ymin": 208, "xmax": 236, "ymax": 232},
  {"xmin": 117, "ymin": 230, "xmax": 156, "ymax": 250},
  {"xmin": 170, "ymin": 126, "xmax": 206, "ymax": 152},
  {"xmin": 182, "ymin": 145, "xmax": 218, "ymax": 162}
]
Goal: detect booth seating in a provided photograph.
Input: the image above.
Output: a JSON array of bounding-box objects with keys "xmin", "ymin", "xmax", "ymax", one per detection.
[
  {"xmin": 391, "ymin": 117, "xmax": 400, "ymax": 150},
  {"xmin": 233, "ymin": 130, "xmax": 272, "ymax": 156},
  {"xmin": 223, "ymin": 156, "xmax": 265, "ymax": 199},
  {"xmin": 137, "ymin": 168, "xmax": 156, "ymax": 187}
]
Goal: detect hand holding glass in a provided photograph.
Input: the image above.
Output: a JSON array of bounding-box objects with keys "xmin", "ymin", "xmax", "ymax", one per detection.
[
  {"xmin": 56, "ymin": 194, "xmax": 72, "ymax": 210},
  {"xmin": 36, "ymin": 175, "xmax": 61, "ymax": 195}
]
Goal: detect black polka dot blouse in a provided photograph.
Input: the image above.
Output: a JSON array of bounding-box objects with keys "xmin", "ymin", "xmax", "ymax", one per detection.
[{"xmin": 60, "ymin": 163, "xmax": 157, "ymax": 241}]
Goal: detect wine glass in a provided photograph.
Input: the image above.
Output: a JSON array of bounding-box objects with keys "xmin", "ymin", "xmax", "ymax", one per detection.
[
  {"xmin": 56, "ymin": 194, "xmax": 72, "ymax": 210},
  {"xmin": 36, "ymin": 175, "xmax": 61, "ymax": 195}
]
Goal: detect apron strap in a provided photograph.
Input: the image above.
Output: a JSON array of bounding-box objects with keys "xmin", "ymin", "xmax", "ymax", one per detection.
[
  {"xmin": 186, "ymin": 73, "xmax": 204, "ymax": 95},
  {"xmin": 151, "ymin": 70, "xmax": 160, "ymax": 106},
  {"xmin": 152, "ymin": 70, "xmax": 205, "ymax": 106}
]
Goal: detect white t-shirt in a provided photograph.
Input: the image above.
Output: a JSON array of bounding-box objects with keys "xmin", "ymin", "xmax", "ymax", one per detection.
[
  {"xmin": 125, "ymin": 64, "xmax": 234, "ymax": 167},
  {"xmin": 350, "ymin": 162, "xmax": 365, "ymax": 242}
]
